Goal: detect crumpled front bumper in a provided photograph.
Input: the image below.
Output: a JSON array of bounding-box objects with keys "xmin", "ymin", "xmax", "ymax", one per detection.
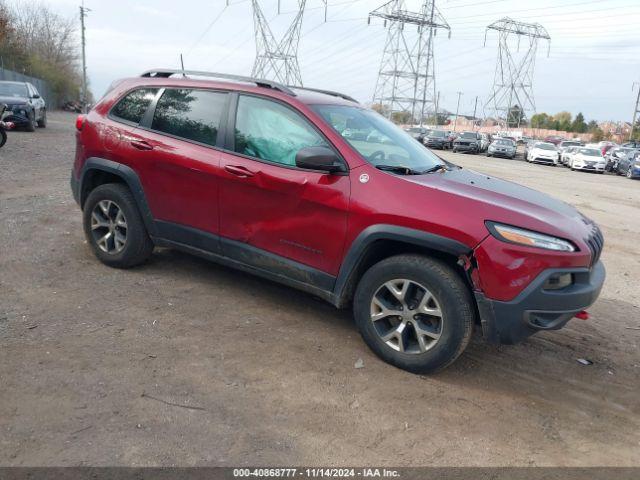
[
  {"xmin": 3, "ymin": 110, "xmax": 30, "ymax": 127},
  {"xmin": 454, "ymin": 143, "xmax": 479, "ymax": 152},
  {"xmin": 475, "ymin": 261, "xmax": 606, "ymax": 344}
]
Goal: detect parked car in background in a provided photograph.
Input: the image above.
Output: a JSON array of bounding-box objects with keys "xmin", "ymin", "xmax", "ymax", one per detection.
[
  {"xmin": 615, "ymin": 150, "xmax": 640, "ymax": 178},
  {"xmin": 479, "ymin": 133, "xmax": 491, "ymax": 152},
  {"xmin": 569, "ymin": 147, "xmax": 606, "ymax": 173},
  {"xmin": 406, "ymin": 126, "xmax": 430, "ymax": 144},
  {"xmin": 558, "ymin": 140, "xmax": 583, "ymax": 156},
  {"xmin": 527, "ymin": 142, "xmax": 559, "ymax": 165},
  {"xmin": 523, "ymin": 138, "xmax": 537, "ymax": 158},
  {"xmin": 543, "ymin": 135, "xmax": 564, "ymax": 146},
  {"xmin": 0, "ymin": 81, "xmax": 47, "ymax": 131},
  {"xmin": 452, "ymin": 131, "xmax": 482, "ymax": 154},
  {"xmin": 518, "ymin": 135, "xmax": 533, "ymax": 145},
  {"xmin": 594, "ymin": 141, "xmax": 617, "ymax": 157},
  {"xmin": 561, "ymin": 146, "xmax": 580, "ymax": 166},
  {"xmin": 70, "ymin": 68, "xmax": 606, "ymax": 373},
  {"xmin": 622, "ymin": 140, "xmax": 640, "ymax": 149},
  {"xmin": 487, "ymin": 138, "xmax": 517, "ymax": 159},
  {"xmin": 604, "ymin": 147, "xmax": 637, "ymax": 172},
  {"xmin": 424, "ymin": 129, "xmax": 455, "ymax": 150}
]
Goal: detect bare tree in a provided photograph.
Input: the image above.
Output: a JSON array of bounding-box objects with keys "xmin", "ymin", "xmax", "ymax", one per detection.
[{"xmin": 1, "ymin": 0, "xmax": 84, "ymax": 102}]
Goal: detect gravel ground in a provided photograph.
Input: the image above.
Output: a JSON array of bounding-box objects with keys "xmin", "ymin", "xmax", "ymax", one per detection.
[{"xmin": 0, "ymin": 112, "xmax": 639, "ymax": 466}]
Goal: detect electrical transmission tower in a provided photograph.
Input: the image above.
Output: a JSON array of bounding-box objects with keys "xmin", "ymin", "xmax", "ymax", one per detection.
[
  {"xmin": 251, "ymin": 0, "xmax": 321, "ymax": 86},
  {"xmin": 369, "ymin": 0, "xmax": 450, "ymax": 123},
  {"xmin": 484, "ymin": 17, "xmax": 550, "ymax": 129}
]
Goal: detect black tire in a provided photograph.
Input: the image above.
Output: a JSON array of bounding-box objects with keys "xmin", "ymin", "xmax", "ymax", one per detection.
[
  {"xmin": 486, "ymin": 153, "xmax": 492, "ymax": 157},
  {"xmin": 628, "ymin": 167, "xmax": 633, "ymax": 179},
  {"xmin": 0, "ymin": 129, "xmax": 6, "ymax": 148},
  {"xmin": 353, "ymin": 254, "xmax": 475, "ymax": 374},
  {"xmin": 25, "ymin": 110, "xmax": 36, "ymax": 132},
  {"xmin": 37, "ymin": 109, "xmax": 47, "ymax": 128},
  {"xmin": 83, "ymin": 183, "xmax": 154, "ymax": 268}
]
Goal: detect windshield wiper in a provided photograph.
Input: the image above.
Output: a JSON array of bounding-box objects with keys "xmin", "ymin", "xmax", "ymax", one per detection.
[
  {"xmin": 421, "ymin": 164, "xmax": 448, "ymax": 174},
  {"xmin": 375, "ymin": 164, "xmax": 422, "ymax": 175}
]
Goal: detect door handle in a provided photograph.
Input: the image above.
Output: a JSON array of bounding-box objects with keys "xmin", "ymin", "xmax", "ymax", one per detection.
[
  {"xmin": 130, "ymin": 139, "xmax": 153, "ymax": 151},
  {"xmin": 224, "ymin": 165, "xmax": 254, "ymax": 178}
]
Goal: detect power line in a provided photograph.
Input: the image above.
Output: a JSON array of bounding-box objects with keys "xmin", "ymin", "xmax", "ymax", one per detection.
[{"xmin": 185, "ymin": 5, "xmax": 228, "ymax": 58}]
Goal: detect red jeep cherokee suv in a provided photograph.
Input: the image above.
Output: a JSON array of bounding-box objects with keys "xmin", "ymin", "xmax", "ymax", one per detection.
[{"xmin": 71, "ymin": 69, "xmax": 605, "ymax": 373}]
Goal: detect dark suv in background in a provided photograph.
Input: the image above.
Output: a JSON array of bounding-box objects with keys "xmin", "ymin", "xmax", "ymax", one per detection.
[
  {"xmin": 452, "ymin": 131, "xmax": 482, "ymax": 154},
  {"xmin": 70, "ymin": 69, "xmax": 605, "ymax": 374},
  {"xmin": 0, "ymin": 81, "xmax": 47, "ymax": 131},
  {"xmin": 425, "ymin": 129, "xmax": 455, "ymax": 150}
]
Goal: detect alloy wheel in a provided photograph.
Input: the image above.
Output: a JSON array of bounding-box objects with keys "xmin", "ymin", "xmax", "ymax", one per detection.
[
  {"xmin": 370, "ymin": 279, "xmax": 443, "ymax": 354},
  {"xmin": 90, "ymin": 200, "xmax": 128, "ymax": 254},
  {"xmin": 628, "ymin": 167, "xmax": 633, "ymax": 178}
]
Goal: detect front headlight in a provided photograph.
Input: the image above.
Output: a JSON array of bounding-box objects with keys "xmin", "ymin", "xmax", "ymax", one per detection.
[{"xmin": 486, "ymin": 222, "xmax": 576, "ymax": 252}]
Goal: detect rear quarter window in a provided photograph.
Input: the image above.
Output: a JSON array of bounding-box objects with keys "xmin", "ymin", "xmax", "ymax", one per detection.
[
  {"xmin": 110, "ymin": 88, "xmax": 159, "ymax": 124},
  {"xmin": 150, "ymin": 88, "xmax": 227, "ymax": 146}
]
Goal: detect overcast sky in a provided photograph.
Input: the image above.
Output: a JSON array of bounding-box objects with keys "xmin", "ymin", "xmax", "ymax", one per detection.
[{"xmin": 47, "ymin": 0, "xmax": 640, "ymax": 122}]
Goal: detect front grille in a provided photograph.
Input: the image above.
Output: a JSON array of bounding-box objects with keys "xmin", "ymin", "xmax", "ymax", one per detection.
[{"xmin": 586, "ymin": 225, "xmax": 604, "ymax": 266}]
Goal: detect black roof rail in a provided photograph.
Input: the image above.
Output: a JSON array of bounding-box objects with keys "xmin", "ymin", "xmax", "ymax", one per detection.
[
  {"xmin": 140, "ymin": 69, "xmax": 296, "ymax": 96},
  {"xmin": 291, "ymin": 86, "xmax": 359, "ymax": 104}
]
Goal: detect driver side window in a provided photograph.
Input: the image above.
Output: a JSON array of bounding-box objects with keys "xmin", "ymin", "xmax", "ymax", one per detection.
[{"xmin": 234, "ymin": 95, "xmax": 328, "ymax": 167}]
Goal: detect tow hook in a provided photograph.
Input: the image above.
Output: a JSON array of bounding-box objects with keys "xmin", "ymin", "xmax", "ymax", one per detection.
[{"xmin": 575, "ymin": 310, "xmax": 589, "ymax": 320}]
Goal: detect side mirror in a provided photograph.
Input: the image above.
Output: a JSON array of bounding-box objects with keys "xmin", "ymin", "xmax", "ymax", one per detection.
[
  {"xmin": 295, "ymin": 146, "xmax": 346, "ymax": 173},
  {"xmin": 32, "ymin": 94, "xmax": 40, "ymax": 99}
]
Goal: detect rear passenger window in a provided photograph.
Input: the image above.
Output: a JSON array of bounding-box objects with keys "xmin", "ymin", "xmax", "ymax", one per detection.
[
  {"xmin": 111, "ymin": 88, "xmax": 158, "ymax": 124},
  {"xmin": 151, "ymin": 89, "xmax": 226, "ymax": 146}
]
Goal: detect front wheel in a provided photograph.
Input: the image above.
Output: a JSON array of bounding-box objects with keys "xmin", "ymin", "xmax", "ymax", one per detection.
[
  {"xmin": 0, "ymin": 128, "xmax": 6, "ymax": 148},
  {"xmin": 25, "ymin": 111, "xmax": 36, "ymax": 132},
  {"xmin": 353, "ymin": 255, "xmax": 475, "ymax": 374},
  {"xmin": 628, "ymin": 167, "xmax": 634, "ymax": 179},
  {"xmin": 37, "ymin": 109, "xmax": 47, "ymax": 128}
]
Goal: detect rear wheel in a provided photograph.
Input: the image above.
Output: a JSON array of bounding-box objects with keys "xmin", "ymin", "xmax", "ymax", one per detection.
[
  {"xmin": 83, "ymin": 183, "xmax": 154, "ymax": 268},
  {"xmin": 353, "ymin": 255, "xmax": 475, "ymax": 374}
]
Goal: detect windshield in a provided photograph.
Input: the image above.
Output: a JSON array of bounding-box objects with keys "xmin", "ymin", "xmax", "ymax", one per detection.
[
  {"xmin": 312, "ymin": 105, "xmax": 445, "ymax": 171},
  {"xmin": 495, "ymin": 139, "xmax": 514, "ymax": 146},
  {"xmin": 579, "ymin": 148, "xmax": 601, "ymax": 156},
  {"xmin": 536, "ymin": 143, "xmax": 556, "ymax": 151},
  {"xmin": 428, "ymin": 130, "xmax": 447, "ymax": 138},
  {"xmin": 459, "ymin": 132, "xmax": 477, "ymax": 139},
  {"xmin": 0, "ymin": 82, "xmax": 28, "ymax": 97},
  {"xmin": 408, "ymin": 127, "xmax": 424, "ymax": 133},
  {"xmin": 561, "ymin": 141, "xmax": 581, "ymax": 147}
]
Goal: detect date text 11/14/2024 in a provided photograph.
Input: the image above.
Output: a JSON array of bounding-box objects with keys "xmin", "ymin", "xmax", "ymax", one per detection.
[{"xmin": 233, "ymin": 468, "xmax": 401, "ymax": 478}]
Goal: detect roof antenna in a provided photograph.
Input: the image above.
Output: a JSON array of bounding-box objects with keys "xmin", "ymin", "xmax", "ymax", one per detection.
[{"xmin": 180, "ymin": 53, "xmax": 186, "ymax": 77}]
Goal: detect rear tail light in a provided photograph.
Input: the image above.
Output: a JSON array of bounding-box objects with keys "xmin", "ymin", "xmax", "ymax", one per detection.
[{"xmin": 75, "ymin": 115, "xmax": 85, "ymax": 131}]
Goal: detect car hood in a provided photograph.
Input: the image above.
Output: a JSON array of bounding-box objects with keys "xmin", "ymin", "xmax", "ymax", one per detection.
[
  {"xmin": 531, "ymin": 148, "xmax": 556, "ymax": 154},
  {"xmin": 0, "ymin": 96, "xmax": 28, "ymax": 105},
  {"xmin": 406, "ymin": 167, "xmax": 592, "ymax": 241},
  {"xmin": 575, "ymin": 154, "xmax": 603, "ymax": 161}
]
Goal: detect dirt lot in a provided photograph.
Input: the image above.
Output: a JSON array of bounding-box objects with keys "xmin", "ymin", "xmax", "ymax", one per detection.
[{"xmin": 1, "ymin": 112, "xmax": 639, "ymax": 466}]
